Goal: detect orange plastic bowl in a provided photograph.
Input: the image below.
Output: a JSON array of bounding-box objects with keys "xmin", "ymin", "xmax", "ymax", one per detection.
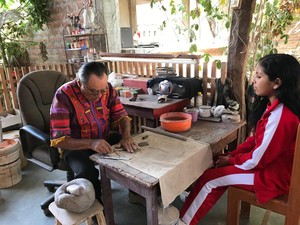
[{"xmin": 160, "ymin": 112, "xmax": 192, "ymax": 133}]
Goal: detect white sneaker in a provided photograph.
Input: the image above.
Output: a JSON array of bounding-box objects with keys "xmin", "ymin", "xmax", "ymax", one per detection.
[
  {"xmin": 179, "ymin": 191, "xmax": 189, "ymax": 203},
  {"xmin": 176, "ymin": 219, "xmax": 187, "ymax": 225},
  {"xmin": 158, "ymin": 205, "xmax": 179, "ymax": 225}
]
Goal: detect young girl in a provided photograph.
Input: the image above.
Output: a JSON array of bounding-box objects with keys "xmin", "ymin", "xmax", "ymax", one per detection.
[{"xmin": 179, "ymin": 54, "xmax": 300, "ymax": 225}]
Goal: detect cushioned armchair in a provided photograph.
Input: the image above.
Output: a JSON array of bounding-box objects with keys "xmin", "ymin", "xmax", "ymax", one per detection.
[{"xmin": 17, "ymin": 70, "xmax": 73, "ymax": 216}]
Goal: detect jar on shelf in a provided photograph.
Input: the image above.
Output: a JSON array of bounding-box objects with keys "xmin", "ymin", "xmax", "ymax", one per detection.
[
  {"xmin": 196, "ymin": 92, "xmax": 203, "ymax": 107},
  {"xmin": 66, "ymin": 42, "xmax": 71, "ymax": 49}
]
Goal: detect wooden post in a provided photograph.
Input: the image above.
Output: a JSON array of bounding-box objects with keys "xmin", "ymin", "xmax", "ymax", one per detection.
[
  {"xmin": 129, "ymin": 0, "xmax": 137, "ymax": 33},
  {"xmin": 227, "ymin": 0, "xmax": 256, "ymax": 141}
]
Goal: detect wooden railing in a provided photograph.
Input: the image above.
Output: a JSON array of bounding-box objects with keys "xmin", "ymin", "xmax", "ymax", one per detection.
[
  {"xmin": 96, "ymin": 53, "xmax": 227, "ymax": 132},
  {"xmin": 99, "ymin": 53, "xmax": 200, "ymax": 78},
  {"xmin": 0, "ymin": 64, "xmax": 75, "ymax": 112},
  {"xmin": 97, "ymin": 53, "xmax": 227, "ymax": 105},
  {"xmin": 0, "ymin": 54, "xmax": 227, "ymax": 121}
]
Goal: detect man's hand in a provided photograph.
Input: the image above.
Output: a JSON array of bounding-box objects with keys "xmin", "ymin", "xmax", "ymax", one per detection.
[
  {"xmin": 118, "ymin": 117, "xmax": 137, "ymax": 152},
  {"xmin": 118, "ymin": 134, "xmax": 137, "ymax": 153},
  {"xmin": 90, "ymin": 139, "xmax": 112, "ymax": 154}
]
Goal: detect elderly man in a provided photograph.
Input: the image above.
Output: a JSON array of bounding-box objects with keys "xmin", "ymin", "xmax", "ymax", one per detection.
[{"xmin": 50, "ymin": 62, "xmax": 136, "ymax": 203}]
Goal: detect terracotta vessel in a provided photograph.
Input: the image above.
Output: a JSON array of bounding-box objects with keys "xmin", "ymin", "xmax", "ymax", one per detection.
[{"xmin": 160, "ymin": 112, "xmax": 192, "ymax": 133}]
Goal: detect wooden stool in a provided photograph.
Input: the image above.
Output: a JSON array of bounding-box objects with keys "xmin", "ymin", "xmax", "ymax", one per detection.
[{"xmin": 49, "ymin": 200, "xmax": 106, "ymax": 225}]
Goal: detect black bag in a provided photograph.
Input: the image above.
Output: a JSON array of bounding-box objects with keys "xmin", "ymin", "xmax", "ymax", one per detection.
[
  {"xmin": 147, "ymin": 77, "xmax": 203, "ymax": 99},
  {"xmin": 212, "ymin": 78, "xmax": 239, "ymax": 111}
]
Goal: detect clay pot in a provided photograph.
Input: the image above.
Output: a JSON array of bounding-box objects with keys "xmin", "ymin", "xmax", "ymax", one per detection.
[{"xmin": 160, "ymin": 112, "xmax": 192, "ymax": 133}]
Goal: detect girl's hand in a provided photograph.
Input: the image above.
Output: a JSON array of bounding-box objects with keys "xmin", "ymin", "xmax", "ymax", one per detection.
[
  {"xmin": 213, "ymin": 153, "xmax": 229, "ymax": 164},
  {"xmin": 214, "ymin": 154, "xmax": 230, "ymax": 168}
]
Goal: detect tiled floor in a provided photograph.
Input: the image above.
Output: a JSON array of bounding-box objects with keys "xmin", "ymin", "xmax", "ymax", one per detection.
[{"xmin": 0, "ymin": 162, "xmax": 285, "ymax": 225}]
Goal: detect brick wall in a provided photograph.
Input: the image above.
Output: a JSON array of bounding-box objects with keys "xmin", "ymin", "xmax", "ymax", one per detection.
[
  {"xmin": 277, "ymin": 19, "xmax": 300, "ymax": 60},
  {"xmin": 28, "ymin": 0, "xmax": 85, "ymax": 64}
]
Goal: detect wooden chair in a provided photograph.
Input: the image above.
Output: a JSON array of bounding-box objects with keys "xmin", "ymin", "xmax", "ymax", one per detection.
[{"xmin": 227, "ymin": 124, "xmax": 300, "ymax": 225}]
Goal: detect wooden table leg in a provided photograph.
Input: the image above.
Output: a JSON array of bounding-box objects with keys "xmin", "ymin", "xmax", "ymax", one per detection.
[
  {"xmin": 227, "ymin": 130, "xmax": 239, "ymax": 152},
  {"xmin": 146, "ymin": 118, "xmax": 157, "ymax": 128},
  {"xmin": 100, "ymin": 165, "xmax": 115, "ymax": 225},
  {"xmin": 145, "ymin": 187, "xmax": 158, "ymax": 225}
]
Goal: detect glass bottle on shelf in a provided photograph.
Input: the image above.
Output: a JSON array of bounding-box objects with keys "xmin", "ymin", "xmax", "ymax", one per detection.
[{"xmin": 196, "ymin": 92, "xmax": 203, "ymax": 107}]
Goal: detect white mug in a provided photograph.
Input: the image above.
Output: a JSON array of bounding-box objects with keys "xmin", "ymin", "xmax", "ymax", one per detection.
[{"xmin": 199, "ymin": 105, "xmax": 212, "ymax": 118}]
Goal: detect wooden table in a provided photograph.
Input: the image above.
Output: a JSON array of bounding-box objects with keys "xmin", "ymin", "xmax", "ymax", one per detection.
[
  {"xmin": 160, "ymin": 120, "xmax": 246, "ymax": 154},
  {"xmin": 90, "ymin": 120, "xmax": 246, "ymax": 225},
  {"xmin": 120, "ymin": 94, "xmax": 190, "ymax": 133},
  {"xmin": 90, "ymin": 155, "xmax": 159, "ymax": 225}
]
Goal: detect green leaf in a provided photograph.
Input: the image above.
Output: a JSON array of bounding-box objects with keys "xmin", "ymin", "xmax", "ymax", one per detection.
[
  {"xmin": 178, "ymin": 4, "xmax": 185, "ymax": 13},
  {"xmin": 225, "ymin": 21, "xmax": 230, "ymax": 29},
  {"xmin": 189, "ymin": 44, "xmax": 198, "ymax": 53},
  {"xmin": 198, "ymin": 64, "xmax": 202, "ymax": 71},
  {"xmin": 202, "ymin": 53, "xmax": 210, "ymax": 63},
  {"xmin": 280, "ymin": 34, "xmax": 289, "ymax": 44},
  {"xmin": 216, "ymin": 60, "xmax": 222, "ymax": 69}
]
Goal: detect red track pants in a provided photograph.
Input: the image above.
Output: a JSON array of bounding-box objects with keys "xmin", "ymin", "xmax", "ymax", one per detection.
[{"xmin": 180, "ymin": 166, "xmax": 255, "ymax": 225}]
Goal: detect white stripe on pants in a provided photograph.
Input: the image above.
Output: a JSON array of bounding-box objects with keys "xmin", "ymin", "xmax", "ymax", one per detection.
[{"xmin": 180, "ymin": 166, "xmax": 255, "ymax": 225}]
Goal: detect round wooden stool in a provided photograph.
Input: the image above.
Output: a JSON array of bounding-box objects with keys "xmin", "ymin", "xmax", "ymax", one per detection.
[{"xmin": 49, "ymin": 200, "xmax": 106, "ymax": 225}]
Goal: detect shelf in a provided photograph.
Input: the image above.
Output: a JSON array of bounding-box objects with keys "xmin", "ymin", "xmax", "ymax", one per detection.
[
  {"xmin": 63, "ymin": 29, "xmax": 108, "ymax": 62},
  {"xmin": 64, "ymin": 33, "xmax": 106, "ymax": 38},
  {"xmin": 66, "ymin": 48, "xmax": 88, "ymax": 51}
]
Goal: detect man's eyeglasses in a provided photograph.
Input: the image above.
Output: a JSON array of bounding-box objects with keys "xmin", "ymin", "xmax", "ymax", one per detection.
[{"xmin": 83, "ymin": 85, "xmax": 108, "ymax": 96}]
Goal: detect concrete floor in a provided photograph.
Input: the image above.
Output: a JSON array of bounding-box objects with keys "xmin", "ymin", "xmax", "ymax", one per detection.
[{"xmin": 0, "ymin": 162, "xmax": 285, "ymax": 225}]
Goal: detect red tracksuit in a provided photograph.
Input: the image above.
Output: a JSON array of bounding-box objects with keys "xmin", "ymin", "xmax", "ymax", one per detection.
[{"xmin": 180, "ymin": 99, "xmax": 299, "ymax": 225}]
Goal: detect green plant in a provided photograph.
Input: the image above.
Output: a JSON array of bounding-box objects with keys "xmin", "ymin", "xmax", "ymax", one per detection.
[
  {"xmin": 150, "ymin": 0, "xmax": 298, "ymax": 73},
  {"xmin": 4, "ymin": 41, "xmax": 31, "ymax": 66},
  {"xmin": 247, "ymin": 0, "xmax": 296, "ymax": 81},
  {"xmin": 150, "ymin": 0, "xmax": 229, "ymax": 68},
  {"xmin": 0, "ymin": 0, "xmax": 51, "ymax": 67}
]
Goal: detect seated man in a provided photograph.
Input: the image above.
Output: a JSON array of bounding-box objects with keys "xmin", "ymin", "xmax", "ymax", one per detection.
[{"xmin": 50, "ymin": 62, "xmax": 137, "ymax": 203}]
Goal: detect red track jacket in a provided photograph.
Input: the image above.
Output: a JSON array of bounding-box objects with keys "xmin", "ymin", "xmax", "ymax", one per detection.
[{"xmin": 228, "ymin": 99, "xmax": 299, "ymax": 203}]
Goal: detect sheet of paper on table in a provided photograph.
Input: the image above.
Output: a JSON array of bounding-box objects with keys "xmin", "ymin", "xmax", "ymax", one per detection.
[{"xmin": 118, "ymin": 131, "xmax": 213, "ymax": 207}]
